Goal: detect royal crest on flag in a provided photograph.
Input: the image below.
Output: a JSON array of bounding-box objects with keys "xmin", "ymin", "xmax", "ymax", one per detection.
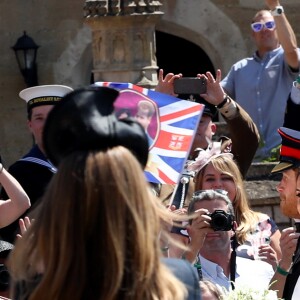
[{"xmin": 92, "ymin": 82, "xmax": 204, "ymax": 184}]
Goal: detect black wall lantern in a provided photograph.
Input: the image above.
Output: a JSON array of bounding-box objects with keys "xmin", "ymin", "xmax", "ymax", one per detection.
[{"xmin": 12, "ymin": 31, "xmax": 39, "ymax": 87}]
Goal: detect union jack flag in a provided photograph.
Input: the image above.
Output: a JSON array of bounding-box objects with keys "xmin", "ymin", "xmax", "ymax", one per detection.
[{"xmin": 92, "ymin": 82, "xmax": 204, "ymax": 184}]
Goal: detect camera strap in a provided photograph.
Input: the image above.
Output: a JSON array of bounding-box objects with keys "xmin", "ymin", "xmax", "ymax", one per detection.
[
  {"xmin": 229, "ymin": 235, "xmax": 238, "ymax": 290},
  {"xmin": 194, "ymin": 255, "xmax": 203, "ymax": 281},
  {"xmin": 195, "ymin": 238, "xmax": 236, "ymax": 289}
]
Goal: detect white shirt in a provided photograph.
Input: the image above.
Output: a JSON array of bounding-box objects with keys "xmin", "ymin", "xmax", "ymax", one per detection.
[{"xmin": 199, "ymin": 255, "xmax": 274, "ymax": 292}]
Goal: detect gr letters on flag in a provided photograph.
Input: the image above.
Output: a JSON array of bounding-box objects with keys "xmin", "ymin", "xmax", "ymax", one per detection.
[{"xmin": 92, "ymin": 82, "xmax": 204, "ymax": 184}]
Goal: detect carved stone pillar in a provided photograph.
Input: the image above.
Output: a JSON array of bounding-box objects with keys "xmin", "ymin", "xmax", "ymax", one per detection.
[{"xmin": 83, "ymin": 0, "xmax": 163, "ymax": 89}]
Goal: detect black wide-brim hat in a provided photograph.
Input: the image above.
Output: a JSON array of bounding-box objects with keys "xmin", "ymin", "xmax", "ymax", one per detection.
[
  {"xmin": 43, "ymin": 86, "xmax": 149, "ymax": 168},
  {"xmin": 271, "ymin": 127, "xmax": 300, "ymax": 173}
]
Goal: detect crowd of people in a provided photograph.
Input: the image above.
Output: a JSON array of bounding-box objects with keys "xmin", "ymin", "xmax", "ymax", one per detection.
[{"xmin": 0, "ymin": 1, "xmax": 299, "ymax": 299}]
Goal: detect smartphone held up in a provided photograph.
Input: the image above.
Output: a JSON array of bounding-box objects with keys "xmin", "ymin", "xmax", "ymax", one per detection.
[{"xmin": 173, "ymin": 77, "xmax": 207, "ymax": 95}]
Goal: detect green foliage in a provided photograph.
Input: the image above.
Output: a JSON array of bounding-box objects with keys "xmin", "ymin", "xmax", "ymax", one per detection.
[{"xmin": 262, "ymin": 145, "xmax": 281, "ymax": 162}]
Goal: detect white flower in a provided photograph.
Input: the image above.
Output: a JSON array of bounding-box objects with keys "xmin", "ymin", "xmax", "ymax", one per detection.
[{"xmin": 221, "ymin": 283, "xmax": 282, "ymax": 300}]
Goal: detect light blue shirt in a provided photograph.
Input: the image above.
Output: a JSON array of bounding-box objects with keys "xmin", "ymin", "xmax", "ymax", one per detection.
[
  {"xmin": 199, "ymin": 254, "xmax": 274, "ymax": 292},
  {"xmin": 221, "ymin": 46, "xmax": 300, "ymax": 160}
]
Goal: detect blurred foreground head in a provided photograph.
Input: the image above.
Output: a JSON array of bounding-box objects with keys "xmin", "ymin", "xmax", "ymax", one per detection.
[
  {"xmin": 10, "ymin": 86, "xmax": 187, "ymax": 300},
  {"xmin": 43, "ymin": 86, "xmax": 149, "ymax": 168}
]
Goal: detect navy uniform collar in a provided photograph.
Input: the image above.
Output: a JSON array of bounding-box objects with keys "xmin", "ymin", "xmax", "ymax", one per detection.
[
  {"xmin": 24, "ymin": 144, "xmax": 47, "ymax": 160},
  {"xmin": 21, "ymin": 144, "xmax": 57, "ymax": 173}
]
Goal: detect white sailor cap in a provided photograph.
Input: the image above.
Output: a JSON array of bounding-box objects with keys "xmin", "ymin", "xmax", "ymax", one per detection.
[{"xmin": 19, "ymin": 85, "xmax": 73, "ymax": 112}]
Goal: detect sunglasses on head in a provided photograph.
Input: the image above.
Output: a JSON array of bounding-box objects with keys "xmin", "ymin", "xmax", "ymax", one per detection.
[
  {"xmin": 193, "ymin": 189, "xmax": 228, "ymax": 197},
  {"xmin": 251, "ymin": 21, "xmax": 276, "ymax": 32}
]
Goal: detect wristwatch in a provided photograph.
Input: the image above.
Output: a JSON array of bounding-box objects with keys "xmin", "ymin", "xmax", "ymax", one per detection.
[
  {"xmin": 216, "ymin": 95, "xmax": 229, "ymax": 109},
  {"xmin": 271, "ymin": 6, "xmax": 284, "ymax": 16}
]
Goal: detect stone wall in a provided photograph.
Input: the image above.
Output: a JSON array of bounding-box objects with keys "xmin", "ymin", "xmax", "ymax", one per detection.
[
  {"xmin": 0, "ymin": 0, "xmax": 299, "ymax": 168},
  {"xmin": 245, "ymin": 170, "xmax": 292, "ymax": 231}
]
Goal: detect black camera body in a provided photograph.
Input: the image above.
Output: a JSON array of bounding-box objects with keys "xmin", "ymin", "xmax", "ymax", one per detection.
[{"xmin": 208, "ymin": 210, "xmax": 234, "ymax": 231}]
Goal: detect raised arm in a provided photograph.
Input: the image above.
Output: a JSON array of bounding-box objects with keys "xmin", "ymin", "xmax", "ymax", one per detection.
[
  {"xmin": 199, "ymin": 69, "xmax": 260, "ymax": 177},
  {"xmin": 0, "ymin": 164, "xmax": 30, "ymax": 228},
  {"xmin": 266, "ymin": 0, "xmax": 299, "ymax": 70},
  {"xmin": 184, "ymin": 209, "xmax": 212, "ymax": 263}
]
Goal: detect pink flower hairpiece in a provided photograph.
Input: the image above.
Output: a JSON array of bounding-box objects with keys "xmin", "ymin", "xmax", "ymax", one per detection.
[{"xmin": 187, "ymin": 142, "xmax": 233, "ymax": 173}]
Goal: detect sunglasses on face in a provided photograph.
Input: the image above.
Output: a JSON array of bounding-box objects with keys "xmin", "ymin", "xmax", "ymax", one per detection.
[{"xmin": 251, "ymin": 21, "xmax": 276, "ymax": 32}]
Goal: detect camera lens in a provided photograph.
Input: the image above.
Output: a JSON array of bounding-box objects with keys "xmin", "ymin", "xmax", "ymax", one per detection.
[
  {"xmin": 211, "ymin": 214, "xmax": 228, "ymax": 230},
  {"xmin": 209, "ymin": 210, "xmax": 233, "ymax": 231}
]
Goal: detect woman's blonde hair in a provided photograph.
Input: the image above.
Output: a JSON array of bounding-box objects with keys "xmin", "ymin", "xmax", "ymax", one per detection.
[
  {"xmin": 200, "ymin": 280, "xmax": 223, "ymax": 300},
  {"xmin": 10, "ymin": 146, "xmax": 186, "ymax": 300},
  {"xmin": 194, "ymin": 154, "xmax": 261, "ymax": 243}
]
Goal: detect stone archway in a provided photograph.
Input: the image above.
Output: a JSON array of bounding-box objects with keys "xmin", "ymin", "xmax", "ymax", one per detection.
[
  {"xmin": 51, "ymin": 1, "xmax": 248, "ymax": 89},
  {"xmin": 157, "ymin": 0, "xmax": 247, "ymax": 73},
  {"xmin": 155, "ymin": 30, "xmax": 215, "ymax": 77}
]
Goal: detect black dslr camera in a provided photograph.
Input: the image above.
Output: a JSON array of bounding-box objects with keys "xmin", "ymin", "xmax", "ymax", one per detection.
[
  {"xmin": 0, "ymin": 264, "xmax": 9, "ymax": 291},
  {"xmin": 208, "ymin": 210, "xmax": 234, "ymax": 231}
]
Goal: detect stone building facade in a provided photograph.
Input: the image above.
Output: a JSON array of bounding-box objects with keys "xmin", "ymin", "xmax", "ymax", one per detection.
[
  {"xmin": 0, "ymin": 0, "xmax": 299, "ymax": 166},
  {"xmin": 0, "ymin": 1, "xmax": 299, "ymax": 226}
]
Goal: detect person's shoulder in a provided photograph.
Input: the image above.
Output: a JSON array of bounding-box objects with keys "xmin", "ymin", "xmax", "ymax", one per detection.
[
  {"xmin": 6, "ymin": 146, "xmax": 38, "ymax": 170},
  {"xmin": 162, "ymin": 258, "xmax": 201, "ymax": 300},
  {"xmin": 222, "ymin": 57, "xmax": 255, "ymax": 79},
  {"xmin": 231, "ymin": 56, "xmax": 254, "ymax": 70},
  {"xmin": 7, "ymin": 160, "xmax": 31, "ymax": 175},
  {"xmin": 162, "ymin": 257, "xmax": 197, "ymax": 277},
  {"xmin": 256, "ymin": 212, "xmax": 269, "ymax": 220},
  {"xmin": 8, "ymin": 159, "xmax": 49, "ymax": 174},
  {"xmin": 235, "ymin": 257, "xmax": 274, "ymax": 292},
  {"xmin": 7, "ymin": 160, "xmax": 54, "ymax": 191},
  {"xmin": 236, "ymin": 256, "xmax": 273, "ymax": 274},
  {"xmin": 255, "ymin": 212, "xmax": 275, "ymax": 224}
]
